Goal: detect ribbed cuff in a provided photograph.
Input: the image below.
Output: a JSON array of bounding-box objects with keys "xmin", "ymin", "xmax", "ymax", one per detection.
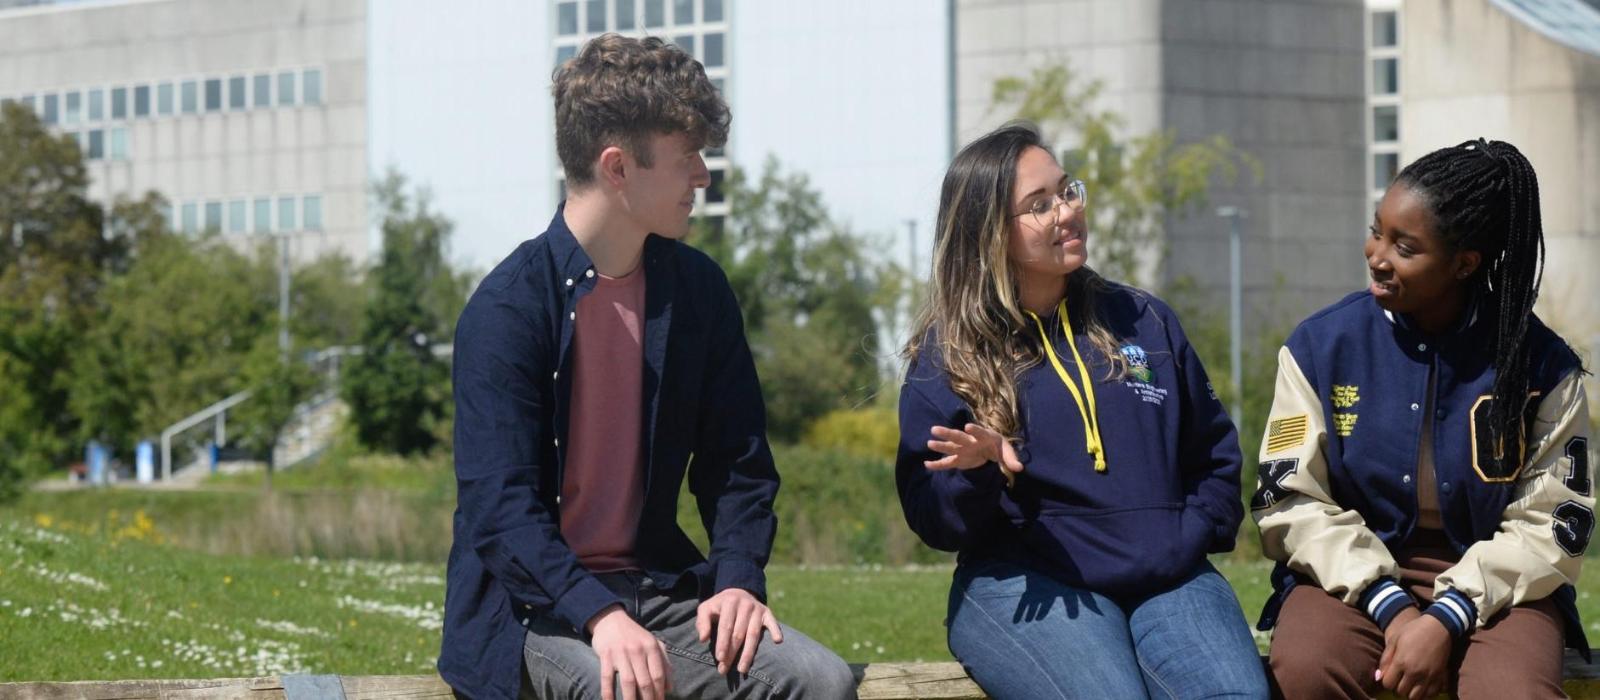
[
  {"xmin": 1358, "ymin": 577, "xmax": 1415, "ymax": 631},
  {"xmin": 1423, "ymin": 589, "xmax": 1478, "ymax": 639}
]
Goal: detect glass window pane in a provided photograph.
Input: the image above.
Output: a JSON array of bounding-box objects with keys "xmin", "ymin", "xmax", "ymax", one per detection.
[
  {"xmin": 111, "ymin": 87, "xmax": 126, "ymax": 119},
  {"xmin": 253, "ymin": 74, "xmax": 271, "ymax": 107},
  {"xmin": 228, "ymin": 76, "xmax": 245, "ymax": 110},
  {"xmin": 303, "ymin": 195, "xmax": 323, "ymax": 230},
  {"xmin": 181, "ymin": 202, "xmax": 197, "ymax": 234},
  {"xmin": 586, "ymin": 0, "xmax": 605, "ymax": 31},
  {"xmin": 204, "ymin": 78, "xmax": 222, "ymax": 111},
  {"xmin": 557, "ymin": 1, "xmax": 577, "ymax": 35},
  {"xmin": 181, "ymin": 81, "xmax": 197, "ymax": 113},
  {"xmin": 302, "ymin": 69, "xmax": 322, "ymax": 105},
  {"xmin": 87, "ymin": 129, "xmax": 104, "ymax": 159},
  {"xmin": 1373, "ymin": 105, "xmax": 1399, "ymax": 142},
  {"xmin": 703, "ymin": 32, "xmax": 723, "ymax": 67},
  {"xmin": 707, "ymin": 169, "xmax": 725, "ymax": 203},
  {"xmin": 42, "ymin": 93, "xmax": 58, "ymax": 124},
  {"xmin": 673, "ymin": 0, "xmax": 693, "ymax": 25},
  {"xmin": 674, "ymin": 34, "xmax": 694, "ymax": 57},
  {"xmin": 556, "ymin": 45, "xmax": 577, "ymax": 66},
  {"xmin": 278, "ymin": 72, "xmax": 296, "ymax": 105},
  {"xmin": 254, "ymin": 198, "xmax": 271, "ymax": 233},
  {"xmin": 1374, "ymin": 152, "xmax": 1400, "ymax": 187},
  {"xmin": 157, "ymin": 83, "xmax": 173, "ymax": 115},
  {"xmin": 20, "ymin": 95, "xmax": 35, "ymax": 113},
  {"xmin": 134, "ymin": 85, "xmax": 150, "ymax": 117},
  {"xmin": 228, "ymin": 199, "xmax": 246, "ymax": 233},
  {"xmin": 1372, "ymin": 58, "xmax": 1398, "ymax": 95},
  {"xmin": 704, "ymin": 0, "xmax": 722, "ymax": 22},
  {"xmin": 645, "ymin": 0, "xmax": 664, "ymax": 27},
  {"xmin": 278, "ymin": 197, "xmax": 297, "ymax": 230},
  {"xmin": 204, "ymin": 201, "xmax": 223, "ymax": 231},
  {"xmin": 64, "ymin": 91, "xmax": 81, "ymax": 124},
  {"xmin": 616, "ymin": 0, "xmax": 635, "ymax": 30},
  {"xmin": 109, "ymin": 127, "xmax": 127, "ymax": 159},
  {"xmin": 87, "ymin": 89, "xmax": 103, "ymax": 121},
  {"xmin": 1372, "ymin": 11, "xmax": 1398, "ymax": 48}
]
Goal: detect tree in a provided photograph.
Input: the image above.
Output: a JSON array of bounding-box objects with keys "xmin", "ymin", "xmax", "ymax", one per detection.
[
  {"xmin": 694, "ymin": 158, "xmax": 904, "ymax": 440},
  {"xmin": 991, "ymin": 63, "xmax": 1260, "ymax": 287},
  {"xmin": 340, "ymin": 171, "xmax": 469, "ymax": 455}
]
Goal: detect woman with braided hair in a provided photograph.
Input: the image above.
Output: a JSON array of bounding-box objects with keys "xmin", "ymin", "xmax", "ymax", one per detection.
[{"xmin": 1252, "ymin": 139, "xmax": 1593, "ymax": 698}]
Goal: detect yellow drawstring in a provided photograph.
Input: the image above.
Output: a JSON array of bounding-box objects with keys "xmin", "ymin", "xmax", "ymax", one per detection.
[{"xmin": 1026, "ymin": 299, "xmax": 1108, "ymax": 473}]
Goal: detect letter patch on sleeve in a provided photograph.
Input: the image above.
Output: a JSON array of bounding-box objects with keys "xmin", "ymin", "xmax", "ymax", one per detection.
[{"xmin": 1251, "ymin": 458, "xmax": 1301, "ymax": 510}]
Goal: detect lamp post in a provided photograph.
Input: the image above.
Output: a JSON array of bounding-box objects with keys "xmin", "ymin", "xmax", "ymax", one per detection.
[{"xmin": 1216, "ymin": 206, "xmax": 1248, "ymax": 423}]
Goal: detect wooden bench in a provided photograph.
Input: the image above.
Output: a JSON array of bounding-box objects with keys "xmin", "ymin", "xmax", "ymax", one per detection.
[{"xmin": 4, "ymin": 655, "xmax": 1599, "ymax": 699}]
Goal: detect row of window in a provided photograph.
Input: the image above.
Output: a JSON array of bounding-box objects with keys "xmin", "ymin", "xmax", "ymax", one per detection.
[
  {"xmin": 554, "ymin": 31, "xmax": 725, "ymax": 69},
  {"xmin": 57, "ymin": 127, "xmax": 129, "ymax": 161},
  {"xmin": 170, "ymin": 194, "xmax": 324, "ymax": 235},
  {"xmin": 556, "ymin": 0, "xmax": 724, "ymax": 36},
  {"xmin": 3, "ymin": 68, "xmax": 324, "ymax": 128},
  {"xmin": 1368, "ymin": 8, "xmax": 1400, "ymax": 201}
]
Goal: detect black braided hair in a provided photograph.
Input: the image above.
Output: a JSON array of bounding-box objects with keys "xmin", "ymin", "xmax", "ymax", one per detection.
[{"xmin": 1392, "ymin": 139, "xmax": 1544, "ymax": 458}]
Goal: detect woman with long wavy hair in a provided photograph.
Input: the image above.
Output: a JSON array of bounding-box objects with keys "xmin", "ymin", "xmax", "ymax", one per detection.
[{"xmin": 895, "ymin": 123, "xmax": 1267, "ymax": 699}]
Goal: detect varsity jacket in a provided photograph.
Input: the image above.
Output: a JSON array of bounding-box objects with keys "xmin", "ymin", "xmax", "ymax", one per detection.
[{"xmin": 1252, "ymin": 290, "xmax": 1592, "ymax": 655}]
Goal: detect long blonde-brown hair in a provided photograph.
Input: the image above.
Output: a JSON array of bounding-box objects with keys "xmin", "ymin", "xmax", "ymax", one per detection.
[{"xmin": 904, "ymin": 123, "xmax": 1126, "ymax": 439}]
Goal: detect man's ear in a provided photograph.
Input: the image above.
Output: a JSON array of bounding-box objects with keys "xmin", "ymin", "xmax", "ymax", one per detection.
[
  {"xmin": 596, "ymin": 145, "xmax": 628, "ymax": 189},
  {"xmin": 1456, "ymin": 249, "xmax": 1482, "ymax": 280}
]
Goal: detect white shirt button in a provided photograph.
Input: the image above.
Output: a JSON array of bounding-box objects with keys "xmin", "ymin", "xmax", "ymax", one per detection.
[
  {"xmin": 1417, "ymin": 343, "xmax": 1428, "ymax": 351},
  {"xmin": 565, "ymin": 278, "xmax": 573, "ymax": 287},
  {"xmin": 553, "ymin": 437, "xmax": 559, "ymax": 446},
  {"xmin": 570, "ymin": 311, "xmax": 576, "ymax": 320},
  {"xmin": 586, "ymin": 269, "xmax": 595, "ymax": 278},
  {"xmin": 1410, "ymin": 403, "xmax": 1420, "ymax": 411},
  {"xmin": 1403, "ymin": 474, "xmax": 1412, "ymax": 484},
  {"xmin": 552, "ymin": 371, "xmax": 559, "ymax": 380}
]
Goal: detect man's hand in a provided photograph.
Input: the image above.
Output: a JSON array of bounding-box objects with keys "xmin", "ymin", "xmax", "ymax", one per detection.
[
  {"xmin": 587, "ymin": 604, "xmax": 671, "ymax": 700},
  {"xmin": 1377, "ymin": 612, "xmax": 1452, "ymax": 700},
  {"xmin": 696, "ymin": 587, "xmax": 784, "ymax": 676}
]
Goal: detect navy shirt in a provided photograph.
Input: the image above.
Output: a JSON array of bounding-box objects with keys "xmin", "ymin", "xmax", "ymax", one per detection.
[
  {"xmin": 440, "ymin": 207, "xmax": 780, "ymax": 700},
  {"xmin": 896, "ymin": 284, "xmax": 1243, "ymax": 599}
]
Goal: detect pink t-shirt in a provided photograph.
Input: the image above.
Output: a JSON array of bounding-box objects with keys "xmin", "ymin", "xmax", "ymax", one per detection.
[{"xmin": 560, "ymin": 267, "xmax": 647, "ymax": 572}]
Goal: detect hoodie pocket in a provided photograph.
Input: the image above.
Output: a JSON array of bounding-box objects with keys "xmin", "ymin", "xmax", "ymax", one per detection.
[{"xmin": 1018, "ymin": 502, "xmax": 1205, "ymax": 595}]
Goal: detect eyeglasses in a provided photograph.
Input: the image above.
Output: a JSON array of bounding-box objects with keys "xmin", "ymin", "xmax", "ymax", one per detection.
[{"xmin": 1012, "ymin": 179, "xmax": 1087, "ymax": 229}]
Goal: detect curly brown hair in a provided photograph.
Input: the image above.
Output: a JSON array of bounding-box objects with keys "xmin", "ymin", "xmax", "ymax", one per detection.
[{"xmin": 552, "ymin": 33, "xmax": 730, "ymax": 187}]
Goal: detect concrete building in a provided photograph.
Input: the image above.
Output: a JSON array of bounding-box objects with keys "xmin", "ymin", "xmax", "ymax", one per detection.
[
  {"xmin": 1376, "ymin": 0, "xmax": 1600, "ymax": 364},
  {"xmin": 0, "ymin": 0, "xmax": 370, "ymax": 264},
  {"xmin": 957, "ymin": 0, "xmax": 1371, "ymax": 329}
]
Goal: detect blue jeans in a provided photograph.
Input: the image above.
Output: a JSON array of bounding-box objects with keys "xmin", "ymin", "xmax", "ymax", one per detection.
[{"xmin": 946, "ymin": 558, "xmax": 1267, "ymax": 700}]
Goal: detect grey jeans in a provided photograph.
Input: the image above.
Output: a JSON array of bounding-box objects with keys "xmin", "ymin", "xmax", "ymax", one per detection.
[{"xmin": 521, "ymin": 571, "xmax": 857, "ymax": 699}]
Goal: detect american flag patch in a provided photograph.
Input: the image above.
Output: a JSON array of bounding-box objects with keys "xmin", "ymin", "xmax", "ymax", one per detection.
[{"xmin": 1266, "ymin": 415, "xmax": 1308, "ymax": 454}]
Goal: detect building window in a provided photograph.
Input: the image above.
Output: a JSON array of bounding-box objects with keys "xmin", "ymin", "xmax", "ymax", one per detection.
[
  {"xmin": 674, "ymin": 34, "xmax": 695, "ymax": 58},
  {"xmin": 703, "ymin": 32, "xmax": 724, "ymax": 67},
  {"xmin": 1372, "ymin": 11, "xmax": 1398, "ymax": 49},
  {"xmin": 586, "ymin": 0, "xmax": 605, "ymax": 31},
  {"xmin": 278, "ymin": 71, "xmax": 296, "ymax": 105},
  {"xmin": 42, "ymin": 93, "xmax": 58, "ymax": 125},
  {"xmin": 227, "ymin": 199, "xmax": 244, "ymax": 234},
  {"xmin": 20, "ymin": 95, "xmax": 34, "ymax": 113},
  {"xmin": 707, "ymin": 169, "xmax": 725, "ymax": 203},
  {"xmin": 254, "ymin": 198, "xmax": 271, "ymax": 233},
  {"xmin": 109, "ymin": 127, "xmax": 127, "ymax": 159},
  {"xmin": 616, "ymin": 0, "xmax": 636, "ymax": 30},
  {"xmin": 253, "ymin": 74, "xmax": 271, "ymax": 107},
  {"xmin": 110, "ymin": 87, "xmax": 126, "ymax": 119},
  {"xmin": 204, "ymin": 201, "xmax": 223, "ymax": 231},
  {"xmin": 157, "ymin": 83, "xmax": 174, "ymax": 115},
  {"xmin": 673, "ymin": 0, "xmax": 693, "ymax": 25},
  {"xmin": 556, "ymin": 45, "xmax": 577, "ymax": 66},
  {"xmin": 645, "ymin": 0, "xmax": 664, "ymax": 28},
  {"xmin": 181, "ymin": 202, "xmax": 197, "ymax": 234},
  {"xmin": 87, "ymin": 88, "xmax": 103, "ymax": 121},
  {"xmin": 303, "ymin": 195, "xmax": 323, "ymax": 230},
  {"xmin": 704, "ymin": 0, "xmax": 722, "ymax": 22},
  {"xmin": 1373, "ymin": 152, "xmax": 1400, "ymax": 187},
  {"xmin": 278, "ymin": 197, "xmax": 297, "ymax": 231},
  {"xmin": 135, "ymin": 85, "xmax": 151, "ymax": 117},
  {"xmin": 557, "ymin": 1, "xmax": 578, "ymax": 35},
  {"xmin": 302, "ymin": 69, "xmax": 323, "ymax": 105},
  {"xmin": 228, "ymin": 76, "xmax": 246, "ymax": 110},
  {"xmin": 64, "ymin": 91, "xmax": 81, "ymax": 124},
  {"xmin": 181, "ymin": 81, "xmax": 198, "ymax": 114},
  {"xmin": 86, "ymin": 129, "xmax": 104, "ymax": 159},
  {"xmin": 204, "ymin": 78, "xmax": 222, "ymax": 111},
  {"xmin": 1373, "ymin": 105, "xmax": 1399, "ymax": 143},
  {"xmin": 1372, "ymin": 58, "xmax": 1398, "ymax": 95}
]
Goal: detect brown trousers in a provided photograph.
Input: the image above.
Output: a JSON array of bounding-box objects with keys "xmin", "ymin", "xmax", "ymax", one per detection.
[{"xmin": 1267, "ymin": 530, "xmax": 1566, "ymax": 699}]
